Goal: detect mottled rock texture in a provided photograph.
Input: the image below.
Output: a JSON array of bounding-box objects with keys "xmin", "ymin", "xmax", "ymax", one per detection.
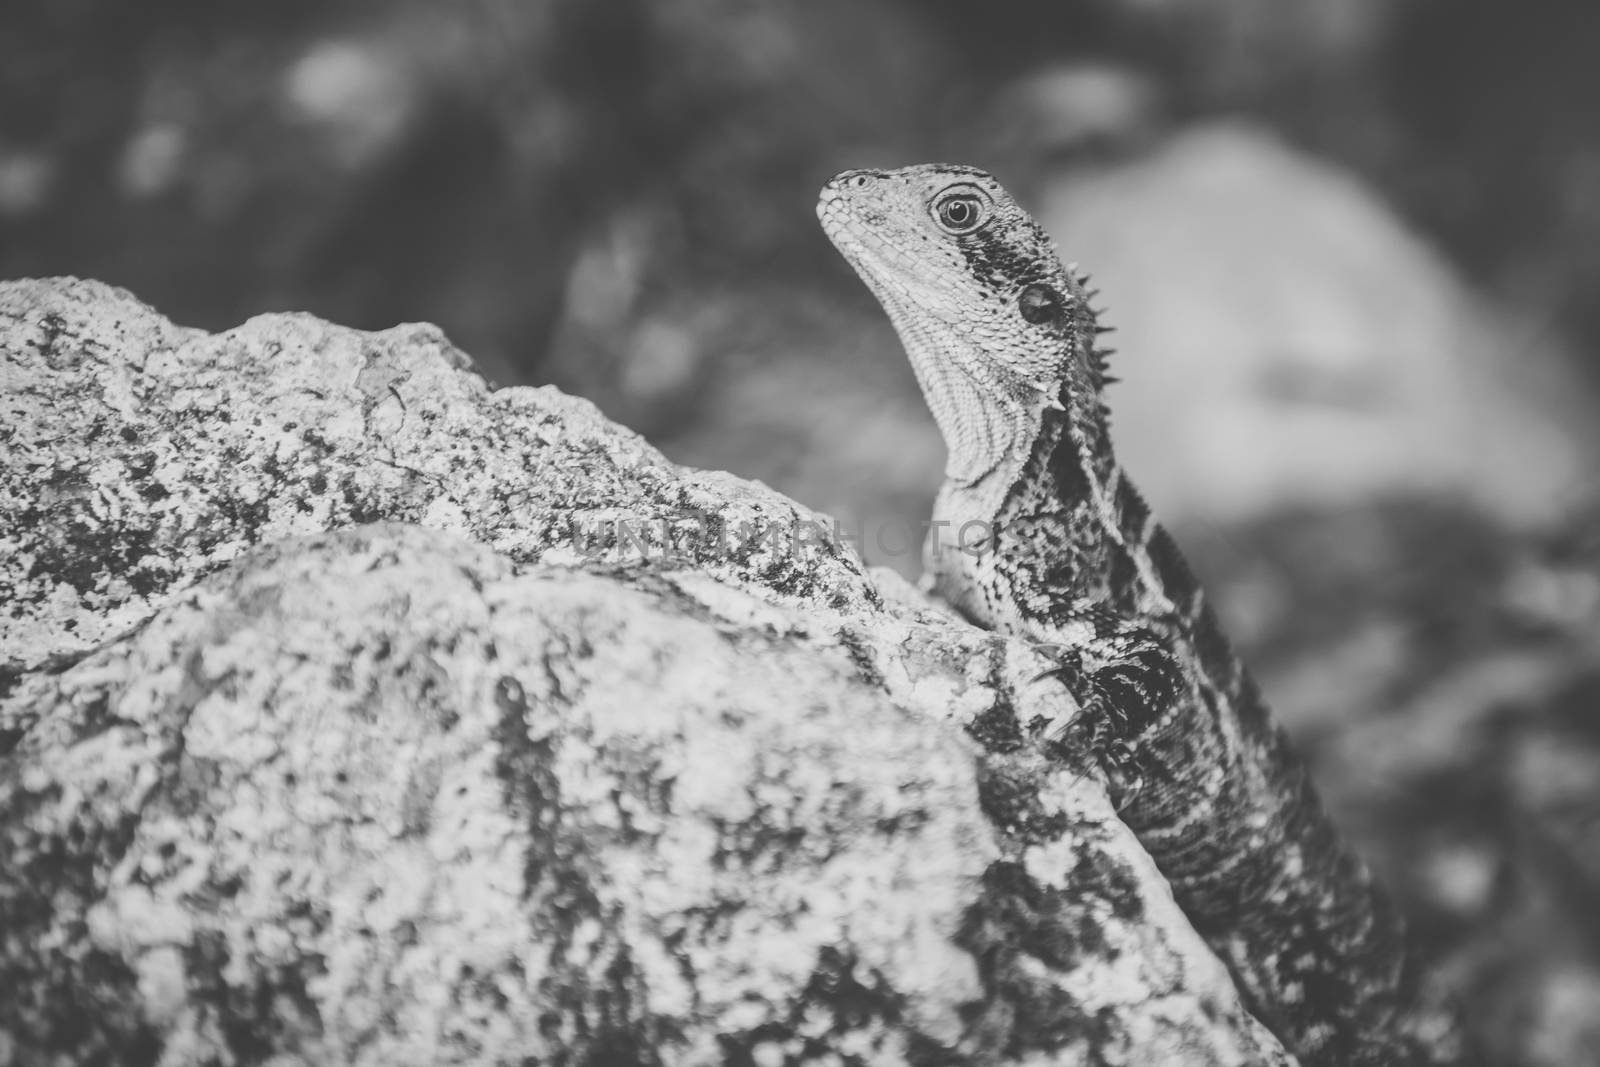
[{"xmin": 0, "ymin": 278, "xmax": 1290, "ymax": 1065}]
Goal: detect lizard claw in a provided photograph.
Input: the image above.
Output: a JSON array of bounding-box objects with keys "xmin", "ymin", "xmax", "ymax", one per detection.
[{"xmin": 1027, "ymin": 664, "xmax": 1067, "ymax": 687}]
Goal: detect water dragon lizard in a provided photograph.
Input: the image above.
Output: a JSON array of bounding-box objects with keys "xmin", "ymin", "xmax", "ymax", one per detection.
[{"xmin": 818, "ymin": 164, "xmax": 1453, "ymax": 1065}]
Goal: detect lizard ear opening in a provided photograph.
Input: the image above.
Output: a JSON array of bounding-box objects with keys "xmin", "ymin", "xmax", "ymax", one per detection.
[{"xmin": 1018, "ymin": 283, "xmax": 1065, "ymax": 325}]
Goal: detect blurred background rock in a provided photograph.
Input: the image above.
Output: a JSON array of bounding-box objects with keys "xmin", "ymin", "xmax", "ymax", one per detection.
[{"xmin": 6, "ymin": 1, "xmax": 1600, "ymax": 1062}]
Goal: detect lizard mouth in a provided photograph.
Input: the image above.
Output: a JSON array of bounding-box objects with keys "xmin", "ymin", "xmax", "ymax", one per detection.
[
  {"xmin": 816, "ymin": 169, "xmax": 895, "ymax": 249},
  {"xmin": 815, "ymin": 184, "xmax": 866, "ymax": 247},
  {"xmin": 816, "ymin": 198, "xmax": 951, "ymax": 329},
  {"xmin": 816, "ymin": 196, "xmax": 875, "ymax": 281},
  {"xmin": 816, "ymin": 178, "xmax": 902, "ymax": 281}
]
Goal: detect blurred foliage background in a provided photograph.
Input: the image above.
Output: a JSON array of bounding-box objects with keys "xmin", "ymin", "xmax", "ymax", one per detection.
[{"xmin": 6, "ymin": 1, "xmax": 1600, "ymax": 1062}]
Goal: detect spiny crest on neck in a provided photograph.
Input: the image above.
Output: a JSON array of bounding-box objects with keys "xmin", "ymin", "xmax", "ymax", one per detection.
[
  {"xmin": 1076, "ymin": 269, "xmax": 1118, "ymax": 383},
  {"xmin": 1048, "ymin": 265, "xmax": 1118, "ymax": 497}
]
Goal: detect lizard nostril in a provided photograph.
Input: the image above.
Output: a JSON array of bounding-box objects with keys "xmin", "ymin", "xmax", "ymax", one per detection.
[{"xmin": 852, "ymin": 174, "xmax": 869, "ymax": 188}]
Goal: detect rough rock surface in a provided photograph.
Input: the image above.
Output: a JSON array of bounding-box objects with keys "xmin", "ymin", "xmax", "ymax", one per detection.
[{"xmin": 0, "ymin": 278, "xmax": 1291, "ymax": 1065}]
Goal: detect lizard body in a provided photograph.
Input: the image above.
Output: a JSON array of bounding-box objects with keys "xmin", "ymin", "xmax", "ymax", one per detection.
[{"xmin": 819, "ymin": 164, "xmax": 1441, "ymax": 1065}]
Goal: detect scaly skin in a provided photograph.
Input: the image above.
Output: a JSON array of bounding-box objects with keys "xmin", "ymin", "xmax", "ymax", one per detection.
[{"xmin": 819, "ymin": 164, "xmax": 1449, "ymax": 1065}]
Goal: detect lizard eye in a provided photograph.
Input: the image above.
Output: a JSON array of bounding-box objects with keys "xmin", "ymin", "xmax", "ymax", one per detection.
[
  {"xmin": 930, "ymin": 185, "xmax": 991, "ymax": 234},
  {"xmin": 1018, "ymin": 283, "xmax": 1065, "ymax": 324}
]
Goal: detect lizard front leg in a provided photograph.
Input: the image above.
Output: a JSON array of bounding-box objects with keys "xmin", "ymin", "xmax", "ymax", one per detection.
[
  {"xmin": 1030, "ymin": 607, "xmax": 1183, "ymax": 800},
  {"xmin": 1032, "ymin": 609, "xmax": 1428, "ymax": 1065}
]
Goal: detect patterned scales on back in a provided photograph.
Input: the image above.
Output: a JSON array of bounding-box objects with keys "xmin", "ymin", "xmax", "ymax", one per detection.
[{"xmin": 819, "ymin": 164, "xmax": 1452, "ymax": 1066}]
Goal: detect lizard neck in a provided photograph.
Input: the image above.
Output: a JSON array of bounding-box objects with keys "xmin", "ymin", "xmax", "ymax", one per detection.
[{"xmin": 927, "ymin": 380, "xmax": 1176, "ymax": 630}]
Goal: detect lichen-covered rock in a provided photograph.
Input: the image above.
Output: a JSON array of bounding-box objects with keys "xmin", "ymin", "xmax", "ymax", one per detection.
[
  {"xmin": 0, "ymin": 278, "xmax": 1290, "ymax": 1065},
  {"xmin": 0, "ymin": 278, "xmax": 877, "ymax": 678}
]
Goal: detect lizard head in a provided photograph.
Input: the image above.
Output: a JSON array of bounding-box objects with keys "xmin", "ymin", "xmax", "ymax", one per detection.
[{"xmin": 818, "ymin": 163, "xmax": 1105, "ymax": 487}]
